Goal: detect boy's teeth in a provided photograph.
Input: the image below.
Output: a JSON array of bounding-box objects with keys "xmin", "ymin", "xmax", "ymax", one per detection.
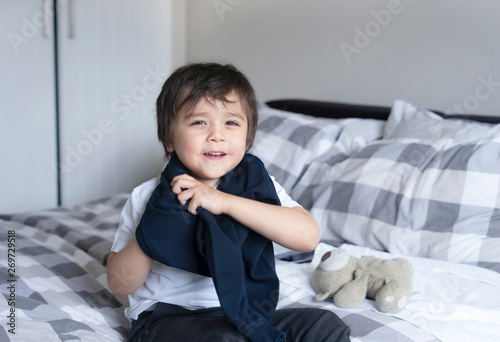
[{"xmin": 206, "ymin": 152, "xmax": 224, "ymax": 156}]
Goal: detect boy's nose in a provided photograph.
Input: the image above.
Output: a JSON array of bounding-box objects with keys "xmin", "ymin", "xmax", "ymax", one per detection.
[{"xmin": 208, "ymin": 127, "xmax": 225, "ymax": 142}]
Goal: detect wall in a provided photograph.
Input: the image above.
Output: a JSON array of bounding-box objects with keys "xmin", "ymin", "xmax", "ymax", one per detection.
[
  {"xmin": 0, "ymin": 1, "xmax": 187, "ymax": 212},
  {"xmin": 186, "ymin": 0, "xmax": 500, "ymax": 117}
]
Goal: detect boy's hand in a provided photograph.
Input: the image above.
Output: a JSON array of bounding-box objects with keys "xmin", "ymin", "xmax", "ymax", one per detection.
[
  {"xmin": 171, "ymin": 174, "xmax": 227, "ymax": 215},
  {"xmin": 171, "ymin": 175, "xmax": 320, "ymax": 252}
]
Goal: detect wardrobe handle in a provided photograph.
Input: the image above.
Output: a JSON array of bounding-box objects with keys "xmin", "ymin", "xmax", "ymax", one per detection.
[
  {"xmin": 68, "ymin": 0, "xmax": 75, "ymax": 38},
  {"xmin": 43, "ymin": 0, "xmax": 51, "ymax": 38}
]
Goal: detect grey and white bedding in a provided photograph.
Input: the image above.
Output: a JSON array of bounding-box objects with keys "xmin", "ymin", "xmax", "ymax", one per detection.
[
  {"xmin": 0, "ymin": 195, "xmax": 130, "ymax": 341},
  {"xmin": 1, "ymin": 99, "xmax": 500, "ymax": 341}
]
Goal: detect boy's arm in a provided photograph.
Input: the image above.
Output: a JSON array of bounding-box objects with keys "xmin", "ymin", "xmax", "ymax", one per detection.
[
  {"xmin": 172, "ymin": 175, "xmax": 320, "ymax": 252},
  {"xmin": 107, "ymin": 238, "xmax": 153, "ymax": 297},
  {"xmin": 223, "ymin": 197, "xmax": 320, "ymax": 252}
]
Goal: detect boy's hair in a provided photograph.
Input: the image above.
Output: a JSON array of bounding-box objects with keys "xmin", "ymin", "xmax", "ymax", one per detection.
[{"xmin": 156, "ymin": 63, "xmax": 258, "ymax": 158}]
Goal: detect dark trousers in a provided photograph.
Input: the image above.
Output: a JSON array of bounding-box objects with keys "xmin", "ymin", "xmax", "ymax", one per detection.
[{"xmin": 128, "ymin": 303, "xmax": 351, "ymax": 342}]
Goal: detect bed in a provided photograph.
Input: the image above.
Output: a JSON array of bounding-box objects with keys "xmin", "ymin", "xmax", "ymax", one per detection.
[{"xmin": 2, "ymin": 98, "xmax": 500, "ymax": 341}]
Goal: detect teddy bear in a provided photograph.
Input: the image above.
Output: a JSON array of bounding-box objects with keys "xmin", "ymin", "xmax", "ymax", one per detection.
[{"xmin": 312, "ymin": 248, "xmax": 413, "ymax": 313}]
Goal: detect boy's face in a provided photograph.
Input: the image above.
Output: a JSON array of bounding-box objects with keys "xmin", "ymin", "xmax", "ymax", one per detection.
[{"xmin": 167, "ymin": 92, "xmax": 248, "ymax": 188}]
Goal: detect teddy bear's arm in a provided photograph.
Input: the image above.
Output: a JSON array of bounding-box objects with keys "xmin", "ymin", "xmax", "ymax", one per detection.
[{"xmin": 333, "ymin": 269, "xmax": 369, "ymax": 308}]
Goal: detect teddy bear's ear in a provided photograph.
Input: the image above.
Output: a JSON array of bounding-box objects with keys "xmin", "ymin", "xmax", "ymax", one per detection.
[
  {"xmin": 319, "ymin": 249, "xmax": 351, "ymax": 272},
  {"xmin": 321, "ymin": 251, "xmax": 332, "ymax": 262}
]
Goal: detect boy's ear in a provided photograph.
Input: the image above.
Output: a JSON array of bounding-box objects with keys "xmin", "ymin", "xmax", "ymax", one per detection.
[{"xmin": 165, "ymin": 142, "xmax": 175, "ymax": 153}]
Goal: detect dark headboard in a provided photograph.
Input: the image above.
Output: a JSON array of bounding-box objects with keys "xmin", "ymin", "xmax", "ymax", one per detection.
[{"xmin": 266, "ymin": 98, "xmax": 500, "ymax": 124}]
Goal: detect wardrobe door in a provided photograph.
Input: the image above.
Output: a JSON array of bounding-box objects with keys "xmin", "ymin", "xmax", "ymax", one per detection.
[
  {"xmin": 57, "ymin": 0, "xmax": 173, "ymax": 206},
  {"xmin": 0, "ymin": 0, "xmax": 58, "ymax": 213}
]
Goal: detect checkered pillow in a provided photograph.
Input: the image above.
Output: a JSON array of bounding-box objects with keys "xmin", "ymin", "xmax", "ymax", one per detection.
[
  {"xmin": 291, "ymin": 106, "xmax": 500, "ymax": 273},
  {"xmin": 250, "ymin": 105, "xmax": 384, "ymax": 192},
  {"xmin": 384, "ymin": 100, "xmax": 500, "ymax": 141}
]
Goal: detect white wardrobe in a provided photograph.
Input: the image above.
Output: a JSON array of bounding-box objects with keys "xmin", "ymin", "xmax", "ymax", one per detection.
[{"xmin": 1, "ymin": 0, "xmax": 185, "ymax": 212}]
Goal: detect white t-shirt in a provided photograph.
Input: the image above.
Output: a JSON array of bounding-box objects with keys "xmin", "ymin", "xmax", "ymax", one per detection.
[{"xmin": 110, "ymin": 175, "xmax": 300, "ymax": 321}]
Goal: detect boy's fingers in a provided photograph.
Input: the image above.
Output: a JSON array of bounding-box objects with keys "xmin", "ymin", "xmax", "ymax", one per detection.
[
  {"xmin": 176, "ymin": 188, "xmax": 192, "ymax": 205},
  {"xmin": 187, "ymin": 199, "xmax": 199, "ymax": 215},
  {"xmin": 171, "ymin": 175, "xmax": 195, "ymax": 193}
]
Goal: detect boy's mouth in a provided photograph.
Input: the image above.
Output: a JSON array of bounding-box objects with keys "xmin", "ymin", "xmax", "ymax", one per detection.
[{"xmin": 204, "ymin": 152, "xmax": 226, "ymax": 157}]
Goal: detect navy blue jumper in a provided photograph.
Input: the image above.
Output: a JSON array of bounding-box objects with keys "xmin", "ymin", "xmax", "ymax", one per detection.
[{"xmin": 135, "ymin": 153, "xmax": 285, "ymax": 341}]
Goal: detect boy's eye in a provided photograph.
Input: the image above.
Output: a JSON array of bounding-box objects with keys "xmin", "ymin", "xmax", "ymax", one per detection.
[
  {"xmin": 226, "ymin": 121, "xmax": 239, "ymax": 126},
  {"xmin": 191, "ymin": 120, "xmax": 206, "ymax": 125}
]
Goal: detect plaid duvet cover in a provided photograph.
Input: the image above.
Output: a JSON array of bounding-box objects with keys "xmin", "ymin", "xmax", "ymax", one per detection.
[
  {"xmin": 1, "ymin": 194, "xmax": 441, "ymax": 341},
  {"xmin": 0, "ymin": 195, "xmax": 130, "ymax": 341}
]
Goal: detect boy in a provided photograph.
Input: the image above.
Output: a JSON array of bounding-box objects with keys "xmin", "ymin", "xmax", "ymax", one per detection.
[{"xmin": 107, "ymin": 63, "xmax": 350, "ymax": 341}]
